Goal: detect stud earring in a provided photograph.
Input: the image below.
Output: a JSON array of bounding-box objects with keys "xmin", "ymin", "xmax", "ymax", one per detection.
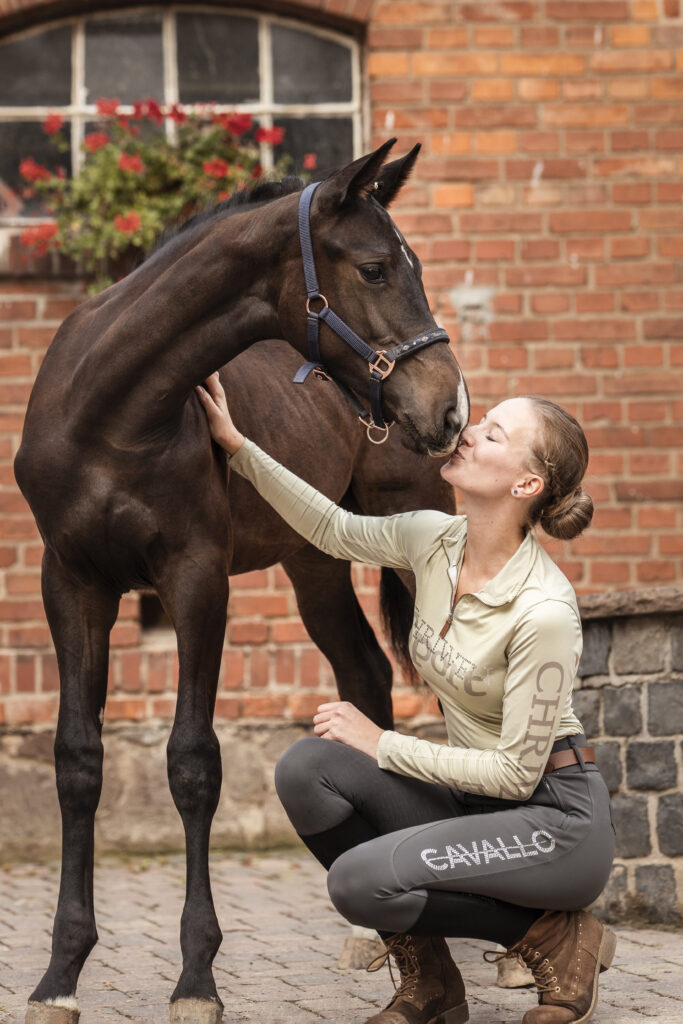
[{"xmin": 513, "ymin": 489, "xmax": 518, "ymax": 495}]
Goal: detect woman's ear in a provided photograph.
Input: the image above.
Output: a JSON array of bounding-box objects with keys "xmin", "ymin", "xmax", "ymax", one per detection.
[{"xmin": 512, "ymin": 473, "xmax": 545, "ymax": 499}]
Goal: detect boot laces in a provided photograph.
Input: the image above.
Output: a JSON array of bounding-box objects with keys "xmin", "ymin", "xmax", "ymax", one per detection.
[
  {"xmin": 367, "ymin": 938, "xmax": 420, "ymax": 1000},
  {"xmin": 484, "ymin": 944, "xmax": 560, "ymax": 995}
]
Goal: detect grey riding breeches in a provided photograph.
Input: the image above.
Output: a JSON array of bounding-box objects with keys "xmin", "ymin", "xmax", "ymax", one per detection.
[{"xmin": 275, "ymin": 736, "xmax": 615, "ymax": 935}]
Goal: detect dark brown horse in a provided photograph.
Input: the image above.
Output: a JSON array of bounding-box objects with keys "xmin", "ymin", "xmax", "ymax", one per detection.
[
  {"xmin": 226, "ymin": 338, "xmax": 457, "ymax": 727},
  {"xmin": 14, "ymin": 142, "xmax": 468, "ymax": 1024}
]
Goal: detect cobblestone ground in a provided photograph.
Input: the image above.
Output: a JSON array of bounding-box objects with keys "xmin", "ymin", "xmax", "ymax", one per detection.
[{"xmin": 1, "ymin": 852, "xmax": 682, "ymax": 1024}]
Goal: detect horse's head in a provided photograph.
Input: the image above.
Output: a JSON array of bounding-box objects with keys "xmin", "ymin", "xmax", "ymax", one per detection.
[{"xmin": 278, "ymin": 140, "xmax": 469, "ymax": 455}]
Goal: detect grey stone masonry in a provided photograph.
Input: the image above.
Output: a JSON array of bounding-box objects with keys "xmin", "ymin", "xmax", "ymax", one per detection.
[{"xmin": 573, "ymin": 591, "xmax": 683, "ymax": 926}]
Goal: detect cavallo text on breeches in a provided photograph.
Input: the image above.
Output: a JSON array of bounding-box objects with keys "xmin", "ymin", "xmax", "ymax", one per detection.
[{"xmin": 275, "ymin": 737, "xmax": 615, "ymax": 935}]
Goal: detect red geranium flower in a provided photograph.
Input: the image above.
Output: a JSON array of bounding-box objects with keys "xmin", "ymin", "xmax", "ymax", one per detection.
[
  {"xmin": 19, "ymin": 157, "xmax": 52, "ymax": 182},
  {"xmin": 113, "ymin": 211, "xmax": 142, "ymax": 234},
  {"xmin": 132, "ymin": 98, "xmax": 163, "ymax": 123},
  {"xmin": 20, "ymin": 222, "xmax": 59, "ymax": 256},
  {"xmin": 43, "ymin": 113, "xmax": 64, "ymax": 136},
  {"xmin": 251, "ymin": 162, "xmax": 263, "ymax": 179},
  {"xmin": 303, "ymin": 153, "xmax": 317, "ymax": 170},
  {"xmin": 95, "ymin": 97, "xmax": 120, "ymax": 116},
  {"xmin": 118, "ymin": 153, "xmax": 145, "ymax": 173},
  {"xmin": 116, "ymin": 116, "xmax": 139, "ymax": 135},
  {"xmin": 203, "ymin": 158, "xmax": 230, "ymax": 178},
  {"xmin": 84, "ymin": 132, "xmax": 110, "ymax": 153},
  {"xmin": 213, "ymin": 112, "xmax": 252, "ymax": 136},
  {"xmin": 254, "ymin": 126, "xmax": 284, "ymax": 146},
  {"xmin": 168, "ymin": 104, "xmax": 187, "ymax": 124}
]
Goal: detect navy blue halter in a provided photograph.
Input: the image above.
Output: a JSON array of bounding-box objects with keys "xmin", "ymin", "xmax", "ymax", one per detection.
[{"xmin": 293, "ymin": 181, "xmax": 450, "ymax": 444}]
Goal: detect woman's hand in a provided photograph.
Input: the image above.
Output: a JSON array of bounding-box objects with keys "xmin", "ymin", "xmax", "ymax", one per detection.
[
  {"xmin": 313, "ymin": 701, "xmax": 384, "ymax": 760},
  {"xmin": 196, "ymin": 372, "xmax": 245, "ymax": 455}
]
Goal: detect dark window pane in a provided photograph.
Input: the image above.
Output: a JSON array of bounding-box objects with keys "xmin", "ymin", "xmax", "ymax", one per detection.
[
  {"xmin": 85, "ymin": 15, "xmax": 163, "ymax": 105},
  {"xmin": 177, "ymin": 13, "xmax": 259, "ymax": 104},
  {"xmin": 0, "ymin": 26, "xmax": 71, "ymax": 106},
  {"xmin": 0, "ymin": 121, "xmax": 71, "ymax": 217},
  {"xmin": 272, "ymin": 25, "xmax": 352, "ymax": 104},
  {"xmin": 274, "ymin": 117, "xmax": 353, "ymax": 176}
]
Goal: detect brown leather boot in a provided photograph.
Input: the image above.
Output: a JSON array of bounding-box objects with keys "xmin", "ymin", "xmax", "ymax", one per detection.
[
  {"xmin": 364, "ymin": 934, "xmax": 469, "ymax": 1024},
  {"xmin": 491, "ymin": 910, "xmax": 616, "ymax": 1024}
]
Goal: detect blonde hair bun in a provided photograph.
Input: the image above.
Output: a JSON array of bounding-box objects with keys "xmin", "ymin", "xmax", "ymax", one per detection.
[{"xmin": 540, "ymin": 488, "xmax": 594, "ymax": 541}]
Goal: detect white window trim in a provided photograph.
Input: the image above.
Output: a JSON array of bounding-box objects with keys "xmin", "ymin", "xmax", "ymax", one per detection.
[{"xmin": 0, "ymin": 4, "xmax": 363, "ymax": 225}]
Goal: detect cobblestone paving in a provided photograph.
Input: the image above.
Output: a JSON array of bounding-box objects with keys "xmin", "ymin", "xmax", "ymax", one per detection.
[{"xmin": 1, "ymin": 852, "xmax": 681, "ymax": 1024}]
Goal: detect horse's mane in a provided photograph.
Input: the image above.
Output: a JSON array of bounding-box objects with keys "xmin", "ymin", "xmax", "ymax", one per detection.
[{"xmin": 147, "ymin": 175, "xmax": 306, "ymax": 261}]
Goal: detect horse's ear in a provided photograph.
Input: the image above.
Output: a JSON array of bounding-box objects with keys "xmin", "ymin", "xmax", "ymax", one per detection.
[
  {"xmin": 317, "ymin": 139, "xmax": 397, "ymax": 208},
  {"xmin": 373, "ymin": 144, "xmax": 421, "ymax": 209}
]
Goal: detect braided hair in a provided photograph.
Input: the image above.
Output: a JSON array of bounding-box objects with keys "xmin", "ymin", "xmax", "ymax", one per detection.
[{"xmin": 523, "ymin": 396, "xmax": 594, "ymax": 541}]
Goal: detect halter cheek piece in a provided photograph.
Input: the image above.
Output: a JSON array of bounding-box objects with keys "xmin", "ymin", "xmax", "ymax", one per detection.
[{"xmin": 293, "ymin": 181, "xmax": 450, "ymax": 445}]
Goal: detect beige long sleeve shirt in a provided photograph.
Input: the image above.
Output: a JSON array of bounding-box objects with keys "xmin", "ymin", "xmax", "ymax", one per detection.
[{"xmin": 229, "ymin": 438, "xmax": 584, "ymax": 801}]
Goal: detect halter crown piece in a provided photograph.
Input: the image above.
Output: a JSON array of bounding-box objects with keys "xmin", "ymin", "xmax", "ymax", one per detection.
[{"xmin": 293, "ymin": 181, "xmax": 450, "ymax": 444}]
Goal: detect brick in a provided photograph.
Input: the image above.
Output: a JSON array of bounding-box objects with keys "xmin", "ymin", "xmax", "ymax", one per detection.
[
  {"xmin": 596, "ymin": 156, "xmax": 676, "ymax": 177},
  {"xmin": 531, "ymin": 294, "xmax": 570, "ymax": 314},
  {"xmin": 608, "ymin": 78, "xmax": 650, "ymax": 99},
  {"xmin": 659, "ymin": 237, "xmax": 683, "ymax": 259},
  {"xmin": 648, "ymin": 681, "xmax": 683, "ymax": 736},
  {"xmin": 455, "ymin": 106, "xmax": 537, "ymax": 127},
  {"xmin": 431, "ymin": 239, "xmax": 470, "ymax": 261},
  {"xmin": 580, "ymin": 400, "xmax": 622, "ymax": 421},
  {"xmin": 611, "ymin": 794, "xmax": 651, "ymax": 858},
  {"xmin": 554, "ymin": 319, "xmax": 635, "ymax": 341},
  {"xmin": 591, "ymin": 50, "xmax": 672, "ymax": 72},
  {"xmin": 242, "ymin": 695, "xmax": 287, "ymax": 717},
  {"xmin": 581, "ymin": 347, "xmax": 618, "ymax": 369},
  {"xmin": 612, "ymin": 183, "xmax": 651, "ymax": 204},
  {"xmin": 433, "ymin": 185, "xmax": 475, "ymax": 207},
  {"xmin": 475, "ymin": 131, "xmax": 516, "ymax": 154},
  {"xmin": 606, "ymin": 371, "xmax": 683, "ymax": 395},
  {"xmin": 287, "ymin": 694, "xmax": 325, "ymax": 719},
  {"xmin": 473, "ymin": 27, "xmax": 515, "ymax": 46},
  {"xmin": 620, "ymin": 291, "xmax": 659, "ymax": 311},
  {"xmin": 371, "ymin": 81, "xmax": 424, "ymax": 103},
  {"xmin": 544, "ymin": 104, "xmax": 628, "ymax": 127},
  {"xmin": 610, "ymin": 25, "xmax": 651, "ymax": 46},
  {"xmin": 631, "ymin": 451, "xmax": 669, "ymax": 474},
  {"xmin": 579, "ymin": 621, "xmax": 611, "ymax": 677},
  {"xmin": 640, "ymin": 559, "xmax": 678, "ymax": 581},
  {"xmin": 213, "ymin": 697, "xmax": 240, "ymax": 719},
  {"xmin": 611, "ymin": 130, "xmax": 650, "ymax": 152},
  {"xmin": 596, "ymin": 264, "xmax": 677, "ymax": 286},
  {"xmin": 501, "ymin": 54, "xmax": 585, "ymax": 75},
  {"xmin": 549, "ymin": 210, "xmax": 631, "ymax": 233},
  {"xmin": 546, "ymin": 2, "xmax": 628, "ymax": 18},
  {"xmin": 229, "ymin": 595, "xmax": 289, "ymax": 617},
  {"xmin": 633, "ymin": 0, "xmax": 658, "ymax": 16},
  {"xmin": 4, "ymin": 696, "xmax": 57, "ymax": 726},
  {"xmin": 412, "ymin": 53, "xmax": 498, "ymax": 76},
  {"xmin": 590, "ymin": 561, "xmax": 631, "ymax": 583},
  {"xmin": 430, "ymin": 133, "xmax": 471, "ymax": 155},
  {"xmin": 565, "ymin": 131, "xmax": 605, "ymax": 153},
  {"xmin": 521, "ymin": 27, "xmax": 559, "ymax": 46},
  {"xmin": 624, "ymin": 346, "xmax": 664, "ymax": 367},
  {"xmin": 488, "ymin": 347, "xmax": 527, "ymax": 369},
  {"xmin": 460, "ymin": 2, "xmax": 537, "ymax": 20},
  {"xmin": 638, "ymin": 506, "xmax": 677, "ymax": 525},
  {"xmin": 506, "ymin": 265, "xmax": 585, "ymax": 286},
  {"xmin": 506, "ymin": 158, "xmax": 587, "ymax": 180},
  {"xmin": 519, "ymin": 131, "xmax": 560, "ymax": 153},
  {"xmin": 367, "ymin": 27, "xmax": 424, "ymax": 49},
  {"xmin": 475, "ymin": 239, "xmax": 515, "ymax": 260},
  {"xmin": 627, "ymin": 741, "xmax": 676, "ymax": 790},
  {"xmin": 425, "ymin": 27, "xmax": 469, "ymax": 48},
  {"xmin": 518, "ymin": 78, "xmax": 559, "ymax": 100},
  {"xmin": 572, "ymin": 689, "xmax": 601, "ymax": 737},
  {"xmin": 562, "ymin": 80, "xmax": 603, "ymax": 101},
  {"xmin": 652, "ymin": 77, "xmax": 683, "ymax": 98},
  {"xmin": 0, "ymin": 300, "xmax": 37, "ymax": 319},
  {"xmin": 658, "ymin": 182, "xmax": 683, "ymax": 202},
  {"xmin": 657, "ymin": 794, "xmax": 683, "ymax": 856},
  {"xmin": 576, "ymin": 293, "xmax": 614, "ymax": 313},
  {"xmin": 429, "ymin": 81, "xmax": 468, "ymax": 101},
  {"xmin": 461, "ymin": 212, "xmax": 543, "ymax": 233},
  {"xmin": 368, "ymin": 52, "xmax": 410, "ymax": 77},
  {"xmin": 635, "ymin": 102, "xmax": 683, "ymax": 123},
  {"xmin": 227, "ymin": 621, "xmax": 268, "ymax": 645}
]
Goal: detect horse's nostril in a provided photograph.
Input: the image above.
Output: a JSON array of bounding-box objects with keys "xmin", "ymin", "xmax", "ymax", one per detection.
[{"xmin": 445, "ymin": 406, "xmax": 463, "ymax": 437}]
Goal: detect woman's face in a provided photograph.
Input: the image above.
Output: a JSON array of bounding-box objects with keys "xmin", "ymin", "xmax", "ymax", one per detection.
[{"xmin": 441, "ymin": 397, "xmax": 543, "ymax": 502}]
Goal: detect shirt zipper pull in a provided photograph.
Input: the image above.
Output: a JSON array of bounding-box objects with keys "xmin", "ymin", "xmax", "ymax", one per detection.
[{"xmin": 439, "ymin": 615, "xmax": 452, "ymax": 639}]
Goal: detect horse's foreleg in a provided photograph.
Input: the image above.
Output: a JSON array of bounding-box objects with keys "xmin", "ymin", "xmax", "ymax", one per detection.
[
  {"xmin": 158, "ymin": 555, "xmax": 228, "ymax": 1024},
  {"xmin": 282, "ymin": 546, "xmax": 394, "ymax": 729},
  {"xmin": 26, "ymin": 550, "xmax": 120, "ymax": 1024}
]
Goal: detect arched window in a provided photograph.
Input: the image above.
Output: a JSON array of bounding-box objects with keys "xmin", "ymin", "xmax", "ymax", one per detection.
[{"xmin": 0, "ymin": 7, "xmax": 362, "ymax": 222}]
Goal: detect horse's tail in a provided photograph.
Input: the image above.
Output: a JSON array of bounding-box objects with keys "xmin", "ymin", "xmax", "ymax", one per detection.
[{"xmin": 380, "ymin": 568, "xmax": 419, "ymax": 685}]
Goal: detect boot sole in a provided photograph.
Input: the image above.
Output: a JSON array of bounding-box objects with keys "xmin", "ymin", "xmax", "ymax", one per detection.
[
  {"xmin": 573, "ymin": 926, "xmax": 617, "ymax": 1024},
  {"xmin": 429, "ymin": 1000, "xmax": 469, "ymax": 1024}
]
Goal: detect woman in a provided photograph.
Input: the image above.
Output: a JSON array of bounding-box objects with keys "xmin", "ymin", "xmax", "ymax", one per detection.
[{"xmin": 197, "ymin": 374, "xmax": 616, "ymax": 1024}]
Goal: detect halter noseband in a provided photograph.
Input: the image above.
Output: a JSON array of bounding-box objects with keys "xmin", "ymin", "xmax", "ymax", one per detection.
[{"xmin": 293, "ymin": 181, "xmax": 450, "ymax": 444}]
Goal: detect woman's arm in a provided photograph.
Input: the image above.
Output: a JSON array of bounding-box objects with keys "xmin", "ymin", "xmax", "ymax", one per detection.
[
  {"xmin": 197, "ymin": 373, "xmax": 450, "ymax": 571},
  {"xmin": 375, "ymin": 600, "xmax": 582, "ymax": 800}
]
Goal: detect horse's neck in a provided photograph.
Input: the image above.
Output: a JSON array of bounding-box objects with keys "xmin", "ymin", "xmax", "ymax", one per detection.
[{"xmin": 72, "ymin": 201, "xmax": 296, "ymax": 443}]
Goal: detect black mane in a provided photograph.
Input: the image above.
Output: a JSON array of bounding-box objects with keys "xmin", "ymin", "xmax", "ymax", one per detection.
[{"xmin": 148, "ymin": 175, "xmax": 306, "ymax": 261}]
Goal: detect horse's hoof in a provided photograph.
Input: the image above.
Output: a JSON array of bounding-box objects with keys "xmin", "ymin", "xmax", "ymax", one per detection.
[
  {"xmin": 25, "ymin": 1003, "xmax": 80, "ymax": 1024},
  {"xmin": 169, "ymin": 998, "xmax": 223, "ymax": 1024}
]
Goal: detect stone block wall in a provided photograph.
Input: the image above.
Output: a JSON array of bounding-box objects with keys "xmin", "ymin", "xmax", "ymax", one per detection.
[{"xmin": 573, "ymin": 592, "xmax": 683, "ymax": 924}]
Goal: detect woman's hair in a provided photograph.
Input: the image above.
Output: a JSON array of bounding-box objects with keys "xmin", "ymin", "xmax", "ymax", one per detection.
[{"xmin": 523, "ymin": 396, "xmax": 593, "ymax": 541}]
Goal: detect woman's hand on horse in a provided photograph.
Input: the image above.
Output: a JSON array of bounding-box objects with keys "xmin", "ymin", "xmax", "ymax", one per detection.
[
  {"xmin": 313, "ymin": 701, "xmax": 384, "ymax": 759},
  {"xmin": 196, "ymin": 372, "xmax": 245, "ymax": 455}
]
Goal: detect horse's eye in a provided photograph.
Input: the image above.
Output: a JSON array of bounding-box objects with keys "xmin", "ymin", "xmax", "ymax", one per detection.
[{"xmin": 360, "ymin": 264, "xmax": 385, "ymax": 283}]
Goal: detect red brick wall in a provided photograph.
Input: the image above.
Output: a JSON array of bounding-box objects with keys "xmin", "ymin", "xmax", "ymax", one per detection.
[{"xmin": 1, "ymin": 0, "xmax": 682, "ymax": 726}]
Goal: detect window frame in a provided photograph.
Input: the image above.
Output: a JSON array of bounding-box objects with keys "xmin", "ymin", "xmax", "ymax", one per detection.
[{"xmin": 0, "ymin": 4, "xmax": 363, "ymax": 226}]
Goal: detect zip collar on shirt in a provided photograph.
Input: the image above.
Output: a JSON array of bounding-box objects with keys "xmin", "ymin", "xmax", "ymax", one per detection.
[{"xmin": 438, "ymin": 524, "xmax": 539, "ymax": 637}]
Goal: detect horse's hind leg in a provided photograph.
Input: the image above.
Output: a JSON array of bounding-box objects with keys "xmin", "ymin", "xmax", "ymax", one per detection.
[
  {"xmin": 282, "ymin": 545, "xmax": 394, "ymax": 730},
  {"xmin": 156, "ymin": 551, "xmax": 229, "ymax": 1024},
  {"xmin": 26, "ymin": 550, "xmax": 119, "ymax": 1024}
]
